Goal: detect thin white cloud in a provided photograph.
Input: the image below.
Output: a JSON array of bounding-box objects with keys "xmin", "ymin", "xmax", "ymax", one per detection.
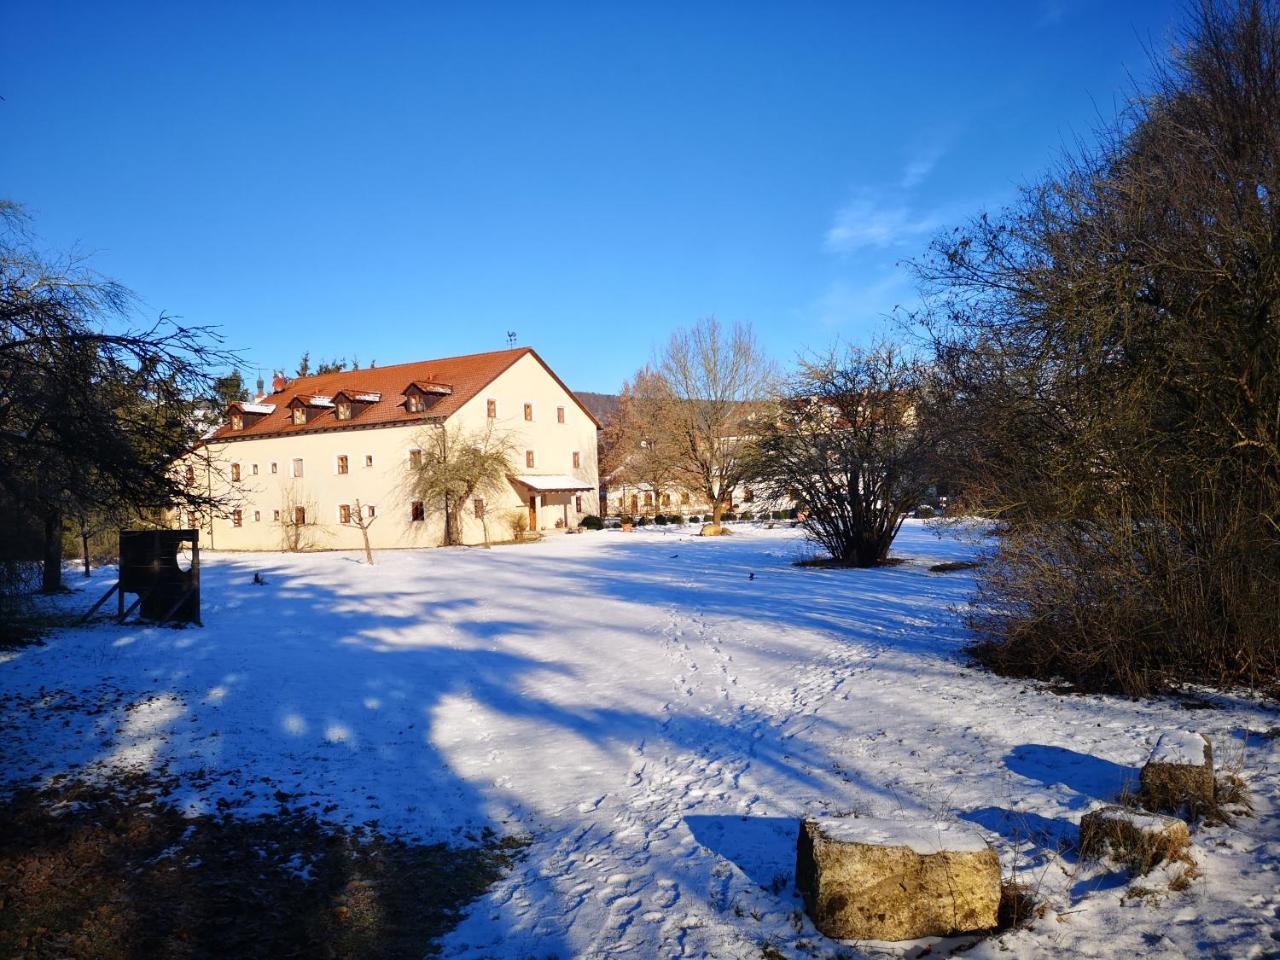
[
  {"xmin": 900, "ymin": 146, "xmax": 945, "ymax": 190},
  {"xmin": 823, "ymin": 192, "xmax": 941, "ymax": 255},
  {"xmin": 812, "ymin": 273, "xmax": 914, "ymax": 329}
]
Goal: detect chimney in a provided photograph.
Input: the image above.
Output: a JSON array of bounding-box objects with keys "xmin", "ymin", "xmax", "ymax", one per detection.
[{"xmin": 272, "ymin": 371, "xmax": 288, "ymax": 393}]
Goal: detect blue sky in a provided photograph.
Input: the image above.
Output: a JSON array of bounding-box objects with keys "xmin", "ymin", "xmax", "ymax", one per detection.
[{"xmin": 3, "ymin": 1, "xmax": 1179, "ymax": 392}]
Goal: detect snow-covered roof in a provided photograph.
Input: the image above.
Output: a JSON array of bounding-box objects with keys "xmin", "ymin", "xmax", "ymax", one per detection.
[
  {"xmin": 291, "ymin": 394, "xmax": 335, "ymax": 408},
  {"xmin": 512, "ymin": 474, "xmax": 595, "ymax": 492},
  {"xmin": 239, "ymin": 402, "xmax": 277, "ymax": 415}
]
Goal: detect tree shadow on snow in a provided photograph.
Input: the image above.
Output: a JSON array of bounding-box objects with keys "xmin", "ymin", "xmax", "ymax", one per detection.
[
  {"xmin": 1003, "ymin": 744, "xmax": 1138, "ymax": 808},
  {"xmin": 961, "ymin": 805, "xmax": 1080, "ymax": 863},
  {"xmin": 684, "ymin": 814, "xmax": 801, "ymax": 895}
]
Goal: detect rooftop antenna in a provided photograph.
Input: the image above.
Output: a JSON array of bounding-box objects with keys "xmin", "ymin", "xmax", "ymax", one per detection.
[{"xmin": 506, "ymin": 330, "xmax": 517, "ymax": 347}]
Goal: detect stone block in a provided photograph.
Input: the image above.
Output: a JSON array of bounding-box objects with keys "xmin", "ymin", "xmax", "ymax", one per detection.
[
  {"xmin": 1079, "ymin": 805, "xmax": 1190, "ymax": 873},
  {"xmin": 1139, "ymin": 731, "xmax": 1214, "ymax": 815},
  {"xmin": 796, "ymin": 817, "xmax": 1000, "ymax": 941}
]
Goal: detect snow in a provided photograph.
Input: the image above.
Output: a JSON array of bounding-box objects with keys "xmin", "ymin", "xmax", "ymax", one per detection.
[
  {"xmin": 1149, "ymin": 730, "xmax": 1211, "ymax": 766},
  {"xmin": 3, "ymin": 520, "xmax": 1279, "ymax": 958},
  {"xmin": 811, "ymin": 816, "xmax": 990, "ymax": 854}
]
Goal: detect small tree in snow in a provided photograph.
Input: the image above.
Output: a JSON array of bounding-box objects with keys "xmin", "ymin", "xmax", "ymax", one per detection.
[
  {"xmin": 350, "ymin": 499, "xmax": 376, "ymax": 564},
  {"xmin": 407, "ymin": 422, "xmax": 514, "ymax": 546}
]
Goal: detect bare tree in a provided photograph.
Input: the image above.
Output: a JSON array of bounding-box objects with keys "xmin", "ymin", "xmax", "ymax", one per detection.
[
  {"xmin": 407, "ymin": 422, "xmax": 514, "ymax": 546},
  {"xmin": 602, "ymin": 367, "xmax": 686, "ymax": 515},
  {"xmin": 652, "ymin": 318, "xmax": 777, "ymax": 523},
  {"xmin": 0, "ymin": 201, "xmax": 239, "ymax": 591},
  {"xmin": 753, "ymin": 341, "xmax": 942, "ymax": 566},
  {"xmin": 350, "ymin": 499, "xmax": 377, "ymax": 564},
  {"xmin": 279, "ymin": 486, "xmax": 319, "ymax": 552}
]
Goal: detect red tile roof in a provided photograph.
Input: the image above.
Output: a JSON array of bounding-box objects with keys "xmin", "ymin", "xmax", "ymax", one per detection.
[{"xmin": 206, "ymin": 347, "xmax": 600, "ymax": 443}]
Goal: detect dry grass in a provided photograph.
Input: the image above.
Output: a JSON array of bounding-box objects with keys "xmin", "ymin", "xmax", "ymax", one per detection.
[
  {"xmin": 0, "ymin": 774, "xmax": 527, "ymax": 960},
  {"xmin": 996, "ymin": 881, "xmax": 1044, "ymax": 930},
  {"xmin": 1078, "ymin": 810, "xmax": 1191, "ymax": 876}
]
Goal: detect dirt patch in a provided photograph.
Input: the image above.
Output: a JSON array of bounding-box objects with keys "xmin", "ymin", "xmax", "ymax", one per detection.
[
  {"xmin": 0, "ymin": 774, "xmax": 527, "ymax": 959},
  {"xmin": 793, "ymin": 557, "xmax": 908, "ymax": 569},
  {"xmin": 928, "ymin": 560, "xmax": 984, "ymax": 573}
]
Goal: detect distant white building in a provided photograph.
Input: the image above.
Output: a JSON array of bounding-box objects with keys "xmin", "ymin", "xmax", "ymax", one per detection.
[{"xmin": 180, "ymin": 347, "xmax": 601, "ymax": 549}]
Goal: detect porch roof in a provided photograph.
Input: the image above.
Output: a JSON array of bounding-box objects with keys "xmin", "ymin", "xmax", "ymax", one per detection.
[{"xmin": 512, "ymin": 474, "xmax": 594, "ymax": 493}]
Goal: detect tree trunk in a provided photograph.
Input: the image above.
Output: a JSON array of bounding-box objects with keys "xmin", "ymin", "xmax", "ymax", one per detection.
[
  {"xmin": 82, "ymin": 527, "xmax": 91, "ymax": 577},
  {"xmin": 443, "ymin": 496, "xmax": 457, "ymax": 546},
  {"xmin": 42, "ymin": 508, "xmax": 64, "ymax": 593}
]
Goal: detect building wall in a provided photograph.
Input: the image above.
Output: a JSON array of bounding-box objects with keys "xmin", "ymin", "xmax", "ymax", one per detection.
[
  {"xmin": 602, "ymin": 480, "xmax": 784, "ymax": 518},
  {"xmin": 181, "ymin": 352, "xmax": 600, "ymax": 550}
]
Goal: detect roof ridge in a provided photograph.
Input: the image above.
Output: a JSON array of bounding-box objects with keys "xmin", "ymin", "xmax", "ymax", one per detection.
[{"xmin": 279, "ymin": 347, "xmax": 531, "ymax": 389}]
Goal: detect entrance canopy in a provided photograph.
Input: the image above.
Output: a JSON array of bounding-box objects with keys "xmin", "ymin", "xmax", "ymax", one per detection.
[{"xmin": 512, "ymin": 474, "xmax": 594, "ymax": 493}]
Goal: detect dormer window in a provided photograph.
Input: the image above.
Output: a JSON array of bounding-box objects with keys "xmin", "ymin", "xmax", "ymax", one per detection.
[
  {"xmin": 332, "ymin": 390, "xmax": 379, "ymax": 420},
  {"xmin": 402, "ymin": 381, "xmax": 452, "ymax": 415},
  {"xmin": 227, "ymin": 401, "xmax": 276, "ymax": 430},
  {"xmin": 292, "ymin": 406, "xmax": 306, "ymax": 425}
]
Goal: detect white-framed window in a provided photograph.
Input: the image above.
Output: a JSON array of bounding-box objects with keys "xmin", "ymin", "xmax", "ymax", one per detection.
[
  {"xmin": 292, "ymin": 407, "xmax": 306, "ymax": 425},
  {"xmin": 556, "ymin": 406, "xmax": 565, "ymax": 424},
  {"xmin": 408, "ymin": 448, "xmax": 423, "ymax": 468},
  {"xmin": 271, "ymin": 462, "xmax": 278, "ymax": 475},
  {"xmin": 292, "ymin": 458, "xmax": 304, "ymax": 478},
  {"xmin": 366, "ymin": 504, "xmax": 376, "ymax": 519},
  {"xmin": 486, "ymin": 399, "xmax": 497, "ymax": 418},
  {"xmin": 364, "ymin": 454, "xmax": 373, "ymax": 468},
  {"xmin": 232, "ymin": 509, "xmax": 242, "ymax": 528},
  {"xmin": 525, "ymin": 450, "xmax": 535, "ymax": 468},
  {"xmin": 231, "ymin": 413, "xmax": 244, "ymax": 431},
  {"xmin": 252, "ymin": 463, "xmax": 259, "ymax": 476},
  {"xmin": 523, "ymin": 403, "xmax": 533, "ymax": 421},
  {"xmin": 253, "ymin": 510, "xmax": 261, "ymax": 522},
  {"xmin": 230, "ymin": 463, "xmax": 241, "ymax": 482},
  {"xmin": 572, "ymin": 451, "xmax": 581, "ymax": 469},
  {"xmin": 273, "ymin": 509, "xmax": 281, "ymax": 522},
  {"xmin": 336, "ymin": 399, "xmax": 352, "ymax": 420},
  {"xmin": 338, "ymin": 504, "xmax": 352, "ymax": 524},
  {"xmin": 336, "ymin": 454, "xmax": 349, "ymax": 475}
]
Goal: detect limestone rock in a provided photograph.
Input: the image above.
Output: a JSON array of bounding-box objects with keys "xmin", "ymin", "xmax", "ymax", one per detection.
[
  {"xmin": 1079, "ymin": 805, "xmax": 1190, "ymax": 873},
  {"xmin": 1139, "ymin": 731, "xmax": 1214, "ymax": 815},
  {"xmin": 796, "ymin": 817, "xmax": 1000, "ymax": 941}
]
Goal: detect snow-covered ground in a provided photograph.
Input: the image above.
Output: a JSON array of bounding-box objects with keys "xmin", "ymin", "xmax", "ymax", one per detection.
[{"xmin": 2, "ymin": 521, "xmax": 1279, "ymax": 958}]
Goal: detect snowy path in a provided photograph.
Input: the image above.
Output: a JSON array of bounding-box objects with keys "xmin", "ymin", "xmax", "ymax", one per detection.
[{"xmin": 3, "ymin": 522, "xmax": 1279, "ymax": 958}]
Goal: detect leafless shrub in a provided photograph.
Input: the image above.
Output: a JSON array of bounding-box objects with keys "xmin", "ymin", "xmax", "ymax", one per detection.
[{"xmin": 918, "ymin": 1, "xmax": 1280, "ymax": 696}]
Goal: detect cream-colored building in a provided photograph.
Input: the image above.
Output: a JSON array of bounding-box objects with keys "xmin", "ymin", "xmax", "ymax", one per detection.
[{"xmin": 180, "ymin": 347, "xmax": 600, "ymax": 550}]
